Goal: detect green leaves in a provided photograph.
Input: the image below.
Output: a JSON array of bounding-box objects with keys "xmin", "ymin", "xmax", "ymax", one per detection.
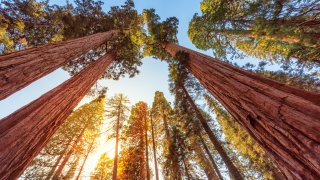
[{"xmin": 143, "ymin": 9, "xmax": 179, "ymax": 60}]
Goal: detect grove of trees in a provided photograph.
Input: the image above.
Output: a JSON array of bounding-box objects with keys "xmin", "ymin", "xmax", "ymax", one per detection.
[{"xmin": 0, "ymin": 0, "xmax": 319, "ymax": 179}]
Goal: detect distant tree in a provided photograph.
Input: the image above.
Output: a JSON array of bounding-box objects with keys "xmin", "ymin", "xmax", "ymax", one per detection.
[
  {"xmin": 118, "ymin": 102, "xmax": 149, "ymax": 179},
  {"xmin": 106, "ymin": 94, "xmax": 130, "ymax": 180},
  {"xmin": 167, "ymin": 53, "xmax": 241, "ymax": 179},
  {"xmin": 22, "ymin": 96, "xmax": 106, "ymax": 179},
  {"xmin": 91, "ymin": 153, "xmax": 113, "ymax": 179}
]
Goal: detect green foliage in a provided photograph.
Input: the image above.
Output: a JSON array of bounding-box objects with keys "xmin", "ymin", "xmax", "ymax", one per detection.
[
  {"xmin": 242, "ymin": 62, "xmax": 320, "ymax": 92},
  {"xmin": 143, "ymin": 9, "xmax": 179, "ymax": 60},
  {"xmin": 91, "ymin": 153, "xmax": 113, "ymax": 179},
  {"xmin": 106, "ymin": 93, "xmax": 130, "ymax": 139},
  {"xmin": 2, "ymin": 0, "xmax": 145, "ymax": 81},
  {"xmin": 22, "ymin": 97, "xmax": 106, "ymax": 179},
  {"xmin": 189, "ymin": 0, "xmax": 320, "ymax": 64}
]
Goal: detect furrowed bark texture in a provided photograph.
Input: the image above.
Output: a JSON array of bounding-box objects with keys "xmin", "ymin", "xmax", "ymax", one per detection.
[
  {"xmin": 163, "ymin": 42, "xmax": 320, "ymax": 179},
  {"xmin": 0, "ymin": 53, "xmax": 114, "ymax": 180},
  {"xmin": 0, "ymin": 30, "xmax": 119, "ymax": 100}
]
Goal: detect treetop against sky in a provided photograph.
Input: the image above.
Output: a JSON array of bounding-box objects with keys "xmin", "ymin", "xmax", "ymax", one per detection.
[
  {"xmin": 0, "ymin": 0, "xmax": 203, "ymax": 118},
  {"xmin": 0, "ymin": 0, "xmax": 319, "ymax": 179}
]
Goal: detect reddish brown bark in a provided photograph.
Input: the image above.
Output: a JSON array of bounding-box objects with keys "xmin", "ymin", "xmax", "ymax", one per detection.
[
  {"xmin": 0, "ymin": 30, "xmax": 119, "ymax": 100},
  {"xmin": 53, "ymin": 127, "xmax": 86, "ymax": 178},
  {"xmin": 163, "ymin": 42, "xmax": 320, "ymax": 179},
  {"xmin": 150, "ymin": 116, "xmax": 159, "ymax": 180},
  {"xmin": 0, "ymin": 53, "xmax": 114, "ymax": 179},
  {"xmin": 145, "ymin": 113, "xmax": 150, "ymax": 180},
  {"xmin": 182, "ymin": 86, "xmax": 243, "ymax": 180}
]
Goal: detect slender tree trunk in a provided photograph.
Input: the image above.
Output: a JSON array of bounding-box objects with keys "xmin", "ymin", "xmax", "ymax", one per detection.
[
  {"xmin": 112, "ymin": 110, "xmax": 121, "ymax": 180},
  {"xmin": 0, "ymin": 53, "xmax": 114, "ymax": 179},
  {"xmin": 53, "ymin": 127, "xmax": 86, "ymax": 178},
  {"xmin": 45, "ymin": 135, "xmax": 75, "ymax": 180},
  {"xmin": 145, "ymin": 114, "xmax": 150, "ymax": 180},
  {"xmin": 191, "ymin": 135, "xmax": 217, "ymax": 180},
  {"xmin": 199, "ymin": 134, "xmax": 223, "ymax": 180},
  {"xmin": 0, "ymin": 30, "xmax": 119, "ymax": 100},
  {"xmin": 182, "ymin": 85, "xmax": 243, "ymax": 180},
  {"xmin": 64, "ymin": 155, "xmax": 81, "ymax": 179},
  {"xmin": 150, "ymin": 116, "xmax": 159, "ymax": 180},
  {"xmin": 163, "ymin": 42, "xmax": 320, "ymax": 179},
  {"xmin": 163, "ymin": 112, "xmax": 171, "ymax": 144},
  {"xmin": 182, "ymin": 156, "xmax": 190, "ymax": 180},
  {"xmin": 45, "ymin": 151, "xmax": 66, "ymax": 180},
  {"xmin": 75, "ymin": 139, "xmax": 95, "ymax": 180}
]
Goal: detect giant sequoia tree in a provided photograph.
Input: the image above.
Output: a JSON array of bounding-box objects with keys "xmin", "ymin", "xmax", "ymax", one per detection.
[
  {"xmin": 145, "ymin": 8, "xmax": 320, "ymax": 179},
  {"xmin": 0, "ymin": 0, "xmax": 145, "ymax": 100},
  {"xmin": 0, "ymin": 1, "xmax": 144, "ymax": 178},
  {"xmin": 0, "ymin": 53, "xmax": 114, "ymax": 179},
  {"xmin": 0, "ymin": 30, "xmax": 118, "ymax": 100},
  {"xmin": 1, "ymin": 1, "xmax": 320, "ymax": 179},
  {"xmin": 106, "ymin": 94, "xmax": 130, "ymax": 180}
]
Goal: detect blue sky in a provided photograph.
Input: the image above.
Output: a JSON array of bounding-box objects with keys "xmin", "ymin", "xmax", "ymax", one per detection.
[
  {"xmin": 0, "ymin": 0, "xmax": 271, "ymax": 118},
  {"xmin": 0, "ymin": 0, "xmax": 205, "ymax": 118}
]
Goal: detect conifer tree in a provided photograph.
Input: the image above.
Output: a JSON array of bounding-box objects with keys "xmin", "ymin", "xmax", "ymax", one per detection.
[
  {"xmin": 106, "ymin": 93, "xmax": 130, "ymax": 180},
  {"xmin": 144, "ymin": 9, "xmax": 320, "ymax": 179}
]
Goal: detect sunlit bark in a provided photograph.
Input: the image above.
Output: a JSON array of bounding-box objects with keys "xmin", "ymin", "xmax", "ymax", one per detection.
[
  {"xmin": 0, "ymin": 30, "xmax": 119, "ymax": 100},
  {"xmin": 163, "ymin": 42, "xmax": 320, "ymax": 179},
  {"xmin": 0, "ymin": 53, "xmax": 114, "ymax": 179}
]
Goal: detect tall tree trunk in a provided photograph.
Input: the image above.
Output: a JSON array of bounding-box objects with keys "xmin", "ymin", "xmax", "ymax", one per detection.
[
  {"xmin": 145, "ymin": 114, "xmax": 150, "ymax": 180},
  {"xmin": 45, "ymin": 135, "xmax": 75, "ymax": 180},
  {"xmin": 112, "ymin": 110, "xmax": 121, "ymax": 180},
  {"xmin": 182, "ymin": 85, "xmax": 243, "ymax": 180},
  {"xmin": 182, "ymin": 156, "xmax": 190, "ymax": 180},
  {"xmin": 163, "ymin": 112, "xmax": 171, "ymax": 144},
  {"xmin": 75, "ymin": 139, "xmax": 95, "ymax": 180},
  {"xmin": 64, "ymin": 155, "xmax": 81, "ymax": 179},
  {"xmin": 163, "ymin": 42, "xmax": 320, "ymax": 179},
  {"xmin": 0, "ymin": 30, "xmax": 119, "ymax": 100},
  {"xmin": 0, "ymin": 53, "xmax": 114, "ymax": 179},
  {"xmin": 191, "ymin": 135, "xmax": 217, "ymax": 180},
  {"xmin": 150, "ymin": 116, "xmax": 159, "ymax": 180},
  {"xmin": 53, "ymin": 127, "xmax": 86, "ymax": 178},
  {"xmin": 199, "ymin": 134, "xmax": 223, "ymax": 180}
]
